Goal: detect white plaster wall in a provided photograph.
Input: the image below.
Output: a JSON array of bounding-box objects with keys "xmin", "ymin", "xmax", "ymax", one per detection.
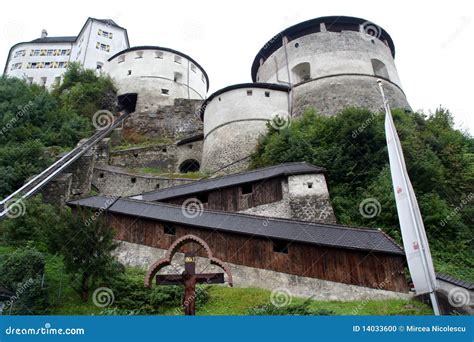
[
  {"xmin": 74, "ymin": 20, "xmax": 129, "ymax": 70},
  {"xmin": 104, "ymin": 48, "xmax": 208, "ymax": 109},
  {"xmin": 201, "ymin": 87, "xmax": 289, "ymax": 172},
  {"xmin": 5, "ymin": 18, "xmax": 128, "ymax": 88},
  {"xmin": 288, "ymin": 174, "xmax": 330, "ymax": 197},
  {"xmin": 256, "ymin": 30, "xmax": 402, "ymax": 87},
  {"xmin": 6, "ymin": 42, "xmax": 73, "ymax": 87}
]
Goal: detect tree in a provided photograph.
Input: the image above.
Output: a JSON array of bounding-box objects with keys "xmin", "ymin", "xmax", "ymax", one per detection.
[
  {"xmin": 49, "ymin": 209, "xmax": 119, "ymax": 301},
  {"xmin": 0, "ymin": 245, "xmax": 49, "ymax": 314},
  {"xmin": 252, "ymin": 107, "xmax": 473, "ymax": 281}
]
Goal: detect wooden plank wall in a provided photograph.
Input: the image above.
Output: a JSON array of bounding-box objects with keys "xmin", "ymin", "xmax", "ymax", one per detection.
[
  {"xmin": 109, "ymin": 213, "xmax": 408, "ymax": 292},
  {"xmin": 164, "ymin": 177, "xmax": 284, "ymax": 212}
]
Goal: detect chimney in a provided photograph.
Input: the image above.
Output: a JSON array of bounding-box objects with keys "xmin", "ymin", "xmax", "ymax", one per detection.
[{"xmin": 41, "ymin": 29, "xmax": 48, "ymax": 38}]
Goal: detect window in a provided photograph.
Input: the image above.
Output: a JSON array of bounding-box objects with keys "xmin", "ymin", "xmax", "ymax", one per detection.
[
  {"xmin": 174, "ymin": 55, "xmax": 182, "ymax": 64},
  {"xmin": 10, "ymin": 63, "xmax": 22, "ymax": 70},
  {"xmin": 162, "ymin": 148, "xmax": 167, "ymax": 153},
  {"xmin": 98, "ymin": 29, "xmax": 113, "ymax": 39},
  {"xmin": 44, "ymin": 62, "xmax": 51, "ymax": 69},
  {"xmin": 307, "ymin": 182, "xmax": 313, "ymax": 189},
  {"xmin": 131, "ymin": 177, "xmax": 136, "ymax": 184},
  {"xmin": 265, "ymin": 91, "xmax": 270, "ymax": 97},
  {"xmin": 96, "ymin": 62, "xmax": 104, "ymax": 70},
  {"xmin": 135, "ymin": 51, "xmax": 144, "ymax": 59},
  {"xmin": 27, "ymin": 77, "xmax": 33, "ymax": 85},
  {"xmin": 127, "ymin": 70, "xmax": 132, "ymax": 75},
  {"xmin": 96, "ymin": 42, "xmax": 110, "ymax": 52},
  {"xmin": 99, "ymin": 173, "xmax": 104, "ymax": 178},
  {"xmin": 179, "ymin": 159, "xmax": 200, "ymax": 173},
  {"xmin": 197, "ymin": 193, "xmax": 208, "ymax": 204},
  {"xmin": 246, "ymin": 90, "xmax": 253, "ymax": 96},
  {"xmin": 118, "ymin": 55, "xmax": 125, "ymax": 63},
  {"xmin": 291, "ymin": 62, "xmax": 311, "ymax": 83},
  {"xmin": 174, "ymin": 72, "xmax": 183, "ymax": 83},
  {"xmin": 155, "ymin": 51, "xmax": 164, "ymax": 59},
  {"xmin": 164, "ymin": 224, "xmax": 176, "ymax": 235},
  {"xmin": 14, "ymin": 50, "xmax": 26, "ymax": 58},
  {"xmin": 40, "ymin": 77, "xmax": 47, "ymax": 87},
  {"xmin": 60, "ymin": 49, "xmax": 70, "ymax": 56},
  {"xmin": 371, "ymin": 59, "xmax": 390, "ymax": 80},
  {"xmin": 54, "ymin": 77, "xmax": 61, "ymax": 86},
  {"xmin": 273, "ymin": 239, "xmax": 289, "ymax": 254},
  {"xmin": 294, "ymin": 42, "xmax": 300, "ymax": 48},
  {"xmin": 190, "ymin": 63, "xmax": 197, "ymax": 73},
  {"xmin": 218, "ymin": 97, "xmax": 221, "ymax": 101},
  {"xmin": 155, "ymin": 184, "xmax": 160, "ymax": 189},
  {"xmin": 241, "ymin": 183, "xmax": 253, "ymax": 195},
  {"xmin": 30, "ymin": 49, "xmax": 40, "ymax": 56},
  {"xmin": 161, "ymin": 88, "xmax": 169, "ymax": 95}
]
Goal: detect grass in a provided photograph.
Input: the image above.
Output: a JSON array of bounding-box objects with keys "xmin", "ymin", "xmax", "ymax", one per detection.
[
  {"xmin": 0, "ymin": 245, "xmax": 432, "ymax": 316},
  {"xmin": 194, "ymin": 286, "xmax": 432, "ymax": 316},
  {"xmin": 111, "ymin": 137, "xmax": 174, "ymax": 152}
]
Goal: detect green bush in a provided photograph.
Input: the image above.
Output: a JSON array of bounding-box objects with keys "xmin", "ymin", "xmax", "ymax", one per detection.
[
  {"xmin": 107, "ymin": 269, "xmax": 210, "ymax": 314},
  {"xmin": 0, "ymin": 245, "xmax": 49, "ymax": 314}
]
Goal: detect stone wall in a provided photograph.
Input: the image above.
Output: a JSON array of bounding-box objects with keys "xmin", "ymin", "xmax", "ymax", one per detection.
[
  {"xmin": 239, "ymin": 174, "xmax": 336, "ymax": 224},
  {"xmin": 114, "ymin": 240, "xmax": 412, "ymax": 301},
  {"xmin": 41, "ymin": 173, "xmax": 72, "ymax": 206},
  {"xmin": 108, "ymin": 140, "xmax": 203, "ymax": 173},
  {"xmin": 92, "ymin": 165, "xmax": 196, "ymax": 197},
  {"xmin": 292, "ymin": 75, "xmax": 410, "ymax": 116},
  {"xmin": 123, "ymin": 99, "xmax": 203, "ymax": 139},
  {"xmin": 63, "ymin": 142, "xmax": 96, "ymax": 198}
]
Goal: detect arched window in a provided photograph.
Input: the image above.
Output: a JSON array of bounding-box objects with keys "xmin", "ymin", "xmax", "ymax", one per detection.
[
  {"xmin": 179, "ymin": 159, "xmax": 200, "ymax": 173},
  {"xmin": 291, "ymin": 62, "xmax": 311, "ymax": 83},
  {"xmin": 371, "ymin": 59, "xmax": 389, "ymax": 79}
]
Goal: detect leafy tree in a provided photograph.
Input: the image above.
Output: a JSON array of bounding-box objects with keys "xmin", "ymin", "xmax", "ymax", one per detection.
[
  {"xmin": 0, "ymin": 245, "xmax": 49, "ymax": 314},
  {"xmin": 48, "ymin": 209, "xmax": 119, "ymax": 301},
  {"xmin": 252, "ymin": 107, "xmax": 473, "ymax": 281},
  {"xmin": 1, "ymin": 196, "xmax": 64, "ymax": 251}
]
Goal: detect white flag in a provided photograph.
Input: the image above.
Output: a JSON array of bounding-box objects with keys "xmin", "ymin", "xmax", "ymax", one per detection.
[{"xmin": 384, "ymin": 104, "xmax": 438, "ymax": 295}]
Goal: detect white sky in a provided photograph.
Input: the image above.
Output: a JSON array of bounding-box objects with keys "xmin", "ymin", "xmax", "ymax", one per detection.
[{"xmin": 1, "ymin": 0, "xmax": 473, "ymax": 133}]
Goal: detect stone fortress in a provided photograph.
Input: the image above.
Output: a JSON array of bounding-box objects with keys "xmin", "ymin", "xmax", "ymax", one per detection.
[
  {"xmin": 4, "ymin": 16, "xmax": 412, "ymax": 199},
  {"xmin": 5, "ymin": 16, "xmax": 474, "ymax": 310}
]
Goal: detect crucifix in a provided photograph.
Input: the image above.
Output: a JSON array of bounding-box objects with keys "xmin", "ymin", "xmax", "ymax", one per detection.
[
  {"xmin": 145, "ymin": 234, "xmax": 233, "ymax": 316},
  {"xmin": 156, "ymin": 253, "xmax": 225, "ymax": 315}
]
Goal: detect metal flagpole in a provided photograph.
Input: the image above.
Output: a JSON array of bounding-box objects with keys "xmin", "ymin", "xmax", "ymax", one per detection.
[{"xmin": 377, "ymin": 79, "xmax": 441, "ymax": 315}]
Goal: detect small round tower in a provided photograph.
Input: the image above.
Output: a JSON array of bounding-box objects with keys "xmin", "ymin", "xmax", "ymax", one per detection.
[
  {"xmin": 105, "ymin": 46, "xmax": 209, "ymax": 112},
  {"xmin": 251, "ymin": 16, "xmax": 411, "ymax": 116},
  {"xmin": 200, "ymin": 83, "xmax": 290, "ymax": 173}
]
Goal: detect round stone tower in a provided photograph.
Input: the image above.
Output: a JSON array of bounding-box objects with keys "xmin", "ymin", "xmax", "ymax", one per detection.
[
  {"xmin": 200, "ymin": 83, "xmax": 290, "ymax": 173},
  {"xmin": 105, "ymin": 46, "xmax": 209, "ymax": 112},
  {"xmin": 104, "ymin": 46, "xmax": 209, "ymax": 139},
  {"xmin": 251, "ymin": 16, "xmax": 411, "ymax": 116}
]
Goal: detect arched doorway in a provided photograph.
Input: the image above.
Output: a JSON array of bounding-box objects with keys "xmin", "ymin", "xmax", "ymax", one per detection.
[{"xmin": 179, "ymin": 159, "xmax": 200, "ymax": 173}]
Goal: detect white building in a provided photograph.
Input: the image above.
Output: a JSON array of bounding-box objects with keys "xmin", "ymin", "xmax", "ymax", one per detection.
[{"xmin": 3, "ymin": 18, "xmax": 129, "ymax": 88}]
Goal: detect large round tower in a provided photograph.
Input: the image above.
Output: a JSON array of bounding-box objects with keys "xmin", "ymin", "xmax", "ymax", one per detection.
[{"xmin": 251, "ymin": 16, "xmax": 411, "ymax": 116}]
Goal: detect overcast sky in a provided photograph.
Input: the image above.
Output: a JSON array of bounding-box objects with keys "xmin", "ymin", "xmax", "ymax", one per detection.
[{"xmin": 1, "ymin": 0, "xmax": 472, "ymax": 133}]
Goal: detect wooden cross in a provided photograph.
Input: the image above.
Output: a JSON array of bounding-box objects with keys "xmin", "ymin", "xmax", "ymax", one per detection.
[{"xmin": 156, "ymin": 253, "xmax": 225, "ymax": 315}]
